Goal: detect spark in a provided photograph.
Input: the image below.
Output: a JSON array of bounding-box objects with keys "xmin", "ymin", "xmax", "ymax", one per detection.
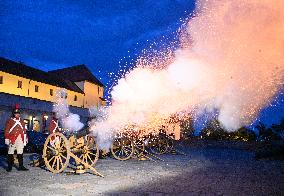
[{"xmin": 92, "ymin": 0, "xmax": 284, "ymax": 149}]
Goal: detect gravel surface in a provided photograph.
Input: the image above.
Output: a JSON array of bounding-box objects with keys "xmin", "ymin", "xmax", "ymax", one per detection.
[{"xmin": 0, "ymin": 147, "xmax": 283, "ymax": 196}]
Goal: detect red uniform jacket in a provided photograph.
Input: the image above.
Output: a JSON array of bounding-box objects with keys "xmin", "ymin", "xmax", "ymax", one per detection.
[
  {"xmin": 48, "ymin": 119, "xmax": 59, "ymax": 134},
  {"xmin": 4, "ymin": 117, "xmax": 26, "ymax": 144}
]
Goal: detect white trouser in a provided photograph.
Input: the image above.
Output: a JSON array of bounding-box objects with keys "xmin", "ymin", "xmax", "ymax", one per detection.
[{"xmin": 8, "ymin": 135, "xmax": 24, "ymax": 155}]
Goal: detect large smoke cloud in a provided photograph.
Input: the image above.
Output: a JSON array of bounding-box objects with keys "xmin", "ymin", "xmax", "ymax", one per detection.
[
  {"xmin": 92, "ymin": 0, "xmax": 284, "ymax": 149},
  {"xmin": 184, "ymin": 0, "xmax": 284, "ymax": 129}
]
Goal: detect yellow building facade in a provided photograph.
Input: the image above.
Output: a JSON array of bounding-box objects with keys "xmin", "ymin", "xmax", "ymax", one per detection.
[
  {"xmin": 48, "ymin": 64, "xmax": 106, "ymax": 108},
  {"xmin": 75, "ymin": 81, "xmax": 105, "ymax": 108},
  {"xmin": 0, "ymin": 57, "xmax": 105, "ymax": 132},
  {"xmin": 0, "ymin": 70, "xmax": 86, "ymax": 108},
  {"xmin": 0, "ymin": 58, "xmax": 105, "ymax": 109},
  {"xmin": 0, "ymin": 71, "xmax": 30, "ymax": 97}
]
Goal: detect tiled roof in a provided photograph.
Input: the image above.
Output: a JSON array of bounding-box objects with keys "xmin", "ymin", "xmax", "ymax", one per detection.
[
  {"xmin": 48, "ymin": 64, "xmax": 104, "ymax": 87},
  {"xmin": 0, "ymin": 57, "xmax": 84, "ymax": 94}
]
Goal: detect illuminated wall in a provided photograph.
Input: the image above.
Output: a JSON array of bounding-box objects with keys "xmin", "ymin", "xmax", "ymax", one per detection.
[
  {"xmin": 0, "ymin": 71, "xmax": 84, "ymax": 108},
  {"xmin": 0, "ymin": 71, "xmax": 30, "ymax": 97},
  {"xmin": 82, "ymin": 81, "xmax": 104, "ymax": 108}
]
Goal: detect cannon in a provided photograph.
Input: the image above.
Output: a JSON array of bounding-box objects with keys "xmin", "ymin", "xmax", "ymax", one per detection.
[
  {"xmin": 148, "ymin": 132, "xmax": 175, "ymax": 155},
  {"xmin": 110, "ymin": 127, "xmax": 176, "ymax": 160},
  {"xmin": 42, "ymin": 132, "xmax": 103, "ymax": 177},
  {"xmin": 110, "ymin": 131, "xmax": 145, "ymax": 161}
]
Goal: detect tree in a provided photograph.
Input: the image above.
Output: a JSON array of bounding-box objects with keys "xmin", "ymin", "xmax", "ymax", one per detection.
[
  {"xmin": 180, "ymin": 115, "xmax": 195, "ymax": 138},
  {"xmin": 230, "ymin": 127, "xmax": 256, "ymax": 141},
  {"xmin": 271, "ymin": 118, "xmax": 284, "ymax": 133},
  {"xmin": 256, "ymin": 122, "xmax": 282, "ymax": 142},
  {"xmin": 200, "ymin": 118, "xmax": 229, "ymax": 140}
]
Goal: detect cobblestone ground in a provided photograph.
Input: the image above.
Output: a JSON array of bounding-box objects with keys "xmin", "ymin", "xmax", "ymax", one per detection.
[{"xmin": 0, "ymin": 147, "xmax": 283, "ymax": 196}]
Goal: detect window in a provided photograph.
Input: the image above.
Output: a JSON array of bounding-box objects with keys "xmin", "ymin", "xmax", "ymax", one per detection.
[
  {"xmin": 74, "ymin": 95, "xmax": 77, "ymax": 101},
  {"xmin": 35, "ymin": 85, "xmax": 39, "ymax": 92},
  {"xmin": 0, "ymin": 76, "xmax": 3, "ymax": 84},
  {"xmin": 65, "ymin": 93, "xmax": 68, "ymax": 99},
  {"xmin": 50, "ymin": 89, "xmax": 53, "ymax": 96},
  {"xmin": 98, "ymin": 86, "xmax": 100, "ymax": 95},
  {"xmin": 17, "ymin": 80, "xmax": 22, "ymax": 88}
]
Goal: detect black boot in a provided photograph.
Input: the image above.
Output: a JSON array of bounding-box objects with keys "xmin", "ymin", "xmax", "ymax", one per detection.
[
  {"xmin": 17, "ymin": 154, "xmax": 29, "ymax": 171},
  {"xmin": 6, "ymin": 154, "xmax": 13, "ymax": 172}
]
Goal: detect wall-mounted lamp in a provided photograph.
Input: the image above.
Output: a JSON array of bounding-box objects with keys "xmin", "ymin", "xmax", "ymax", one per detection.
[{"xmin": 43, "ymin": 114, "xmax": 48, "ymax": 120}]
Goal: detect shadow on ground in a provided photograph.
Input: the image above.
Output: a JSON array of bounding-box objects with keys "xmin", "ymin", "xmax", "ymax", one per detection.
[{"xmin": 106, "ymin": 149, "xmax": 284, "ymax": 195}]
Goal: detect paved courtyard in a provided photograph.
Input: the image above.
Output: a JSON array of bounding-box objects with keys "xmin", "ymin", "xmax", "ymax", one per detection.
[{"xmin": 0, "ymin": 147, "xmax": 283, "ymax": 195}]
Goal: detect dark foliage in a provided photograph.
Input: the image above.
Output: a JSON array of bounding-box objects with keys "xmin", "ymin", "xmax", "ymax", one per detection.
[
  {"xmin": 200, "ymin": 117, "xmax": 284, "ymax": 142},
  {"xmin": 256, "ymin": 121, "xmax": 282, "ymax": 142},
  {"xmin": 200, "ymin": 118, "xmax": 229, "ymax": 140}
]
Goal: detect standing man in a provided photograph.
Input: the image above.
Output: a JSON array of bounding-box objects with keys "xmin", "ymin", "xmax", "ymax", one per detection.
[
  {"xmin": 48, "ymin": 112, "xmax": 59, "ymax": 134},
  {"xmin": 4, "ymin": 105, "xmax": 29, "ymax": 171},
  {"xmin": 48, "ymin": 112, "xmax": 60, "ymax": 148}
]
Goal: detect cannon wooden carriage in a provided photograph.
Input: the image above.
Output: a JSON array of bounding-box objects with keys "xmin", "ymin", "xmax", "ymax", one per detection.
[
  {"xmin": 42, "ymin": 121, "xmax": 180, "ymax": 168},
  {"xmin": 42, "ymin": 132, "xmax": 103, "ymax": 177},
  {"xmin": 110, "ymin": 128, "xmax": 176, "ymax": 161},
  {"xmin": 110, "ymin": 131, "xmax": 146, "ymax": 161}
]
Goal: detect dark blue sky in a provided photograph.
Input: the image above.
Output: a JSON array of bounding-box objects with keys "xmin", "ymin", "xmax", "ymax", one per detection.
[
  {"xmin": 0, "ymin": 0, "xmax": 283, "ymax": 127},
  {"xmin": 0, "ymin": 0, "xmax": 194, "ymax": 84}
]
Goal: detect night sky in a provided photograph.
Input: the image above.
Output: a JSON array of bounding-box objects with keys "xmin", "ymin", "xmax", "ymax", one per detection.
[
  {"xmin": 0, "ymin": 0, "xmax": 283, "ymax": 128},
  {"xmin": 0, "ymin": 0, "xmax": 194, "ymax": 83}
]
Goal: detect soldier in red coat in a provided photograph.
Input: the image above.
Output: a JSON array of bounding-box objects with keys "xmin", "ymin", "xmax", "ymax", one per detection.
[
  {"xmin": 48, "ymin": 112, "xmax": 61, "ymax": 148},
  {"xmin": 4, "ymin": 106, "xmax": 29, "ymax": 171},
  {"xmin": 48, "ymin": 112, "xmax": 59, "ymax": 134}
]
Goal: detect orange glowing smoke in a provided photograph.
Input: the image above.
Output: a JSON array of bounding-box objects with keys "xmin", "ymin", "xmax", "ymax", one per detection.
[
  {"xmin": 92, "ymin": 0, "xmax": 284, "ymax": 149},
  {"xmin": 183, "ymin": 0, "xmax": 284, "ymax": 129}
]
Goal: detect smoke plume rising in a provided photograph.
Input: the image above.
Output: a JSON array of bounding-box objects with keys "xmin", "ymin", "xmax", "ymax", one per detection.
[
  {"xmin": 92, "ymin": 0, "xmax": 284, "ymax": 148},
  {"xmin": 53, "ymin": 90, "xmax": 84, "ymax": 133}
]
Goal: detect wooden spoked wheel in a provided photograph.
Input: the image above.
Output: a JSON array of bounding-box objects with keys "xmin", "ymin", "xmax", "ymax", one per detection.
[
  {"xmin": 79, "ymin": 135, "xmax": 99, "ymax": 168},
  {"xmin": 133, "ymin": 138, "xmax": 145, "ymax": 158},
  {"xmin": 111, "ymin": 136, "xmax": 134, "ymax": 161},
  {"xmin": 43, "ymin": 133, "xmax": 70, "ymax": 173},
  {"xmin": 166, "ymin": 137, "xmax": 174, "ymax": 152},
  {"xmin": 149, "ymin": 136, "xmax": 168, "ymax": 155}
]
